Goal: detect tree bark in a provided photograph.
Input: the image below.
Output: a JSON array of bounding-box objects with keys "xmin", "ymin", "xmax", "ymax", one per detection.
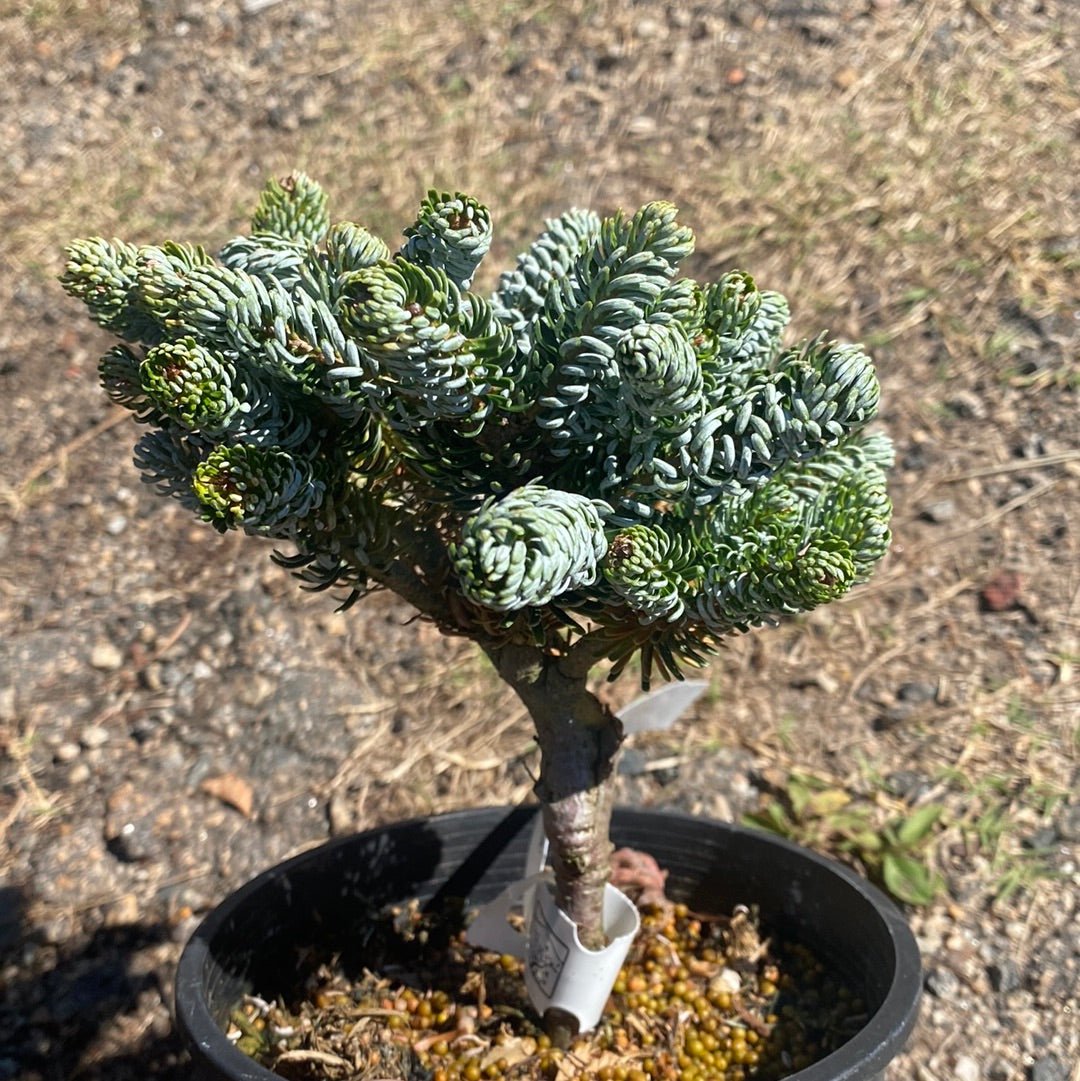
[
  {"xmin": 482, "ymin": 642, "xmax": 624, "ymax": 1043},
  {"xmin": 483, "ymin": 643, "xmax": 623, "ymax": 942}
]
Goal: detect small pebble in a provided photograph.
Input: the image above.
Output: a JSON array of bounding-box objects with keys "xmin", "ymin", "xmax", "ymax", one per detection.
[
  {"xmin": 67, "ymin": 762, "xmax": 91, "ymax": 785},
  {"xmin": 945, "ymin": 390, "xmax": 986, "ymax": 419},
  {"xmin": 141, "ymin": 663, "xmax": 164, "ymax": 692},
  {"xmin": 0, "ymin": 685, "xmax": 15, "ymax": 724},
  {"xmin": 103, "ymin": 892, "xmax": 139, "ymax": 926},
  {"xmin": 1022, "ymin": 826, "xmax": 1058, "ymax": 850},
  {"xmin": 924, "ymin": 966, "xmax": 960, "ymax": 997},
  {"xmin": 1030, "ymin": 1054, "xmax": 1067, "ymax": 1081},
  {"xmin": 1054, "ymin": 803, "xmax": 1080, "ymax": 842},
  {"xmin": 980, "ymin": 571, "xmax": 1023, "ymax": 612},
  {"xmin": 54, "ymin": 741, "xmax": 81, "ymax": 763},
  {"xmin": 987, "ymin": 959, "xmax": 1022, "ymax": 993},
  {"xmin": 90, "ymin": 641, "xmax": 124, "ymax": 671},
  {"xmin": 900, "ymin": 442, "xmax": 928, "ymax": 471},
  {"xmin": 80, "ymin": 725, "xmax": 109, "ymax": 749},
  {"xmin": 327, "ymin": 791, "xmax": 355, "ymax": 837},
  {"xmin": 39, "ymin": 916, "xmax": 72, "ymax": 945},
  {"xmin": 914, "ymin": 911, "xmax": 949, "ymax": 954},
  {"xmin": 105, "ymin": 514, "xmax": 128, "ymax": 535},
  {"xmin": 885, "ymin": 770, "xmax": 932, "ymax": 801},
  {"xmin": 946, "ymin": 930, "xmax": 974, "ymax": 952},
  {"xmin": 920, "ymin": 499, "xmax": 957, "ymax": 524},
  {"xmin": 171, "ymin": 912, "xmax": 202, "ymax": 945},
  {"xmin": 897, "ymin": 681, "xmax": 937, "ymax": 704},
  {"xmin": 954, "ymin": 1054, "xmax": 980, "ymax": 1081},
  {"xmin": 129, "ymin": 717, "xmax": 159, "ymax": 744},
  {"xmin": 874, "ymin": 701, "xmax": 914, "ymax": 730},
  {"xmin": 191, "ymin": 660, "xmax": 214, "ymax": 681}
]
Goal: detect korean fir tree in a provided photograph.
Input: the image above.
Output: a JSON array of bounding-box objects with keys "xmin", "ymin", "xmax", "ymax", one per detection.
[{"xmin": 63, "ymin": 173, "xmax": 892, "ymax": 1042}]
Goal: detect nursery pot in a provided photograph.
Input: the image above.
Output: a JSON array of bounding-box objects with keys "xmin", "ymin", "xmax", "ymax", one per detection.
[{"xmin": 176, "ymin": 806, "xmax": 921, "ymax": 1081}]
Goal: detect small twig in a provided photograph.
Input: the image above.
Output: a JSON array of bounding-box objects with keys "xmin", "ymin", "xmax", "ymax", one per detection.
[
  {"xmin": 80, "ymin": 690, "xmax": 135, "ymax": 731},
  {"xmin": 637, "ymin": 755, "xmax": 684, "ymax": 773},
  {"xmin": 383, "ymin": 703, "xmax": 517, "ymax": 783},
  {"xmin": 565, "ymin": 628, "xmax": 617, "ymax": 675},
  {"xmin": 733, "ymin": 1000, "xmax": 773, "ymax": 1038},
  {"xmin": 8, "ymin": 727, "xmax": 58, "ymax": 816},
  {"xmin": 141, "ymin": 610, "xmax": 194, "ymax": 666},
  {"xmin": 326, "ymin": 729, "xmax": 394, "ymax": 793},
  {"xmin": 8, "ymin": 407, "xmax": 127, "ymax": 503},
  {"xmin": 338, "ymin": 699, "xmax": 396, "ymax": 717},
  {"xmin": 964, "ymin": 0, "xmax": 1006, "ymax": 34},
  {"xmin": 846, "ymin": 578, "xmax": 975, "ymax": 701},
  {"xmin": 436, "ymin": 750, "xmax": 511, "ymax": 771},
  {"xmin": 984, "ymin": 205, "xmax": 1033, "ymax": 244},
  {"xmin": 0, "ymin": 790, "xmax": 27, "ymax": 846},
  {"xmin": 941, "ymin": 450, "xmax": 1080, "ymax": 483},
  {"xmin": 273, "ymin": 1049, "xmax": 352, "ymax": 1068}
]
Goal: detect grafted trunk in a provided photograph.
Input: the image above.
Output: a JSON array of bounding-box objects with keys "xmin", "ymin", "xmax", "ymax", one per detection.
[
  {"xmin": 483, "ymin": 642, "xmax": 624, "ymax": 1044},
  {"xmin": 532, "ymin": 690, "xmax": 622, "ymax": 950}
]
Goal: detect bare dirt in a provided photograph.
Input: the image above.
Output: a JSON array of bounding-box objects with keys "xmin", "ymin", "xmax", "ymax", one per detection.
[{"xmin": 0, "ymin": 2, "xmax": 1077, "ymax": 1080}]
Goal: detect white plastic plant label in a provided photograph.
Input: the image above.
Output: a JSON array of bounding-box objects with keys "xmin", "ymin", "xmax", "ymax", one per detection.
[
  {"xmin": 617, "ymin": 678, "xmax": 709, "ymax": 734},
  {"xmin": 524, "ymin": 873, "xmax": 640, "ymax": 1032},
  {"xmin": 466, "ymin": 871, "xmax": 640, "ymax": 1033},
  {"xmin": 465, "ymin": 873, "xmax": 538, "ymax": 958}
]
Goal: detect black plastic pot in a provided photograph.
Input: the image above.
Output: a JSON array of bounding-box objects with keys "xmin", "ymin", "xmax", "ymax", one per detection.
[{"xmin": 176, "ymin": 806, "xmax": 921, "ymax": 1081}]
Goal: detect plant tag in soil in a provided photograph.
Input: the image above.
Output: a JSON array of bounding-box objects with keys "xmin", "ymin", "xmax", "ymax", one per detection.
[{"xmin": 466, "ymin": 872, "xmax": 640, "ymax": 1032}]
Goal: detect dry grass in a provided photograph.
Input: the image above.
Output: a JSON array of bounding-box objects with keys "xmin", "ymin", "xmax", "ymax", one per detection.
[
  {"xmin": 1, "ymin": 1, "xmax": 1078, "ymax": 1075},
  {"xmin": 3, "ymin": 0, "xmax": 1076, "ymax": 764},
  {"xmin": 3, "ymin": 0, "xmax": 1077, "ymax": 805}
]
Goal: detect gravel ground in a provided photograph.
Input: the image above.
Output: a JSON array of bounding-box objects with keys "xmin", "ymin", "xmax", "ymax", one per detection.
[{"xmin": 1, "ymin": 2, "xmax": 1077, "ymax": 1080}]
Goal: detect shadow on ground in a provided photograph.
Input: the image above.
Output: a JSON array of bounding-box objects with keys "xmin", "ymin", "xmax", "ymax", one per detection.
[{"xmin": 0, "ymin": 886, "xmax": 190, "ymax": 1081}]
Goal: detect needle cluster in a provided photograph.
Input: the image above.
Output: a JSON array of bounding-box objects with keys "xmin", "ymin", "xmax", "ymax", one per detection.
[{"xmin": 63, "ymin": 173, "xmax": 891, "ymax": 686}]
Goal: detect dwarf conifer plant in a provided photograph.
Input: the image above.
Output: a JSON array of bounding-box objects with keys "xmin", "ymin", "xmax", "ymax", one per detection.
[{"xmin": 63, "ymin": 173, "xmax": 892, "ymax": 1039}]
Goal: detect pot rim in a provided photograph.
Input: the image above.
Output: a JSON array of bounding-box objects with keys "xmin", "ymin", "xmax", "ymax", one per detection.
[{"xmin": 176, "ymin": 805, "xmax": 922, "ymax": 1081}]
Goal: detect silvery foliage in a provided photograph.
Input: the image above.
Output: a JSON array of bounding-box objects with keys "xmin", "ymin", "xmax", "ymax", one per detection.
[{"xmin": 63, "ymin": 172, "xmax": 892, "ymax": 683}]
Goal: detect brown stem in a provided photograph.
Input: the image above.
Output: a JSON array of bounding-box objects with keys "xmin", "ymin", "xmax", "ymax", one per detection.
[
  {"xmin": 482, "ymin": 641, "xmax": 623, "ymax": 1046},
  {"xmin": 482, "ymin": 642, "xmax": 623, "ymax": 945}
]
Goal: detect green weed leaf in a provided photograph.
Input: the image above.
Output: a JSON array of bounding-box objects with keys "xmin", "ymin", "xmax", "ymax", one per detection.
[
  {"xmin": 882, "ymin": 851, "xmax": 940, "ymax": 906},
  {"xmin": 744, "ymin": 804, "xmax": 794, "ymax": 836},
  {"xmin": 807, "ymin": 788, "xmax": 852, "ymax": 818},
  {"xmin": 787, "ymin": 778, "xmax": 815, "ymax": 819},
  {"xmin": 896, "ymin": 804, "xmax": 944, "ymax": 847}
]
